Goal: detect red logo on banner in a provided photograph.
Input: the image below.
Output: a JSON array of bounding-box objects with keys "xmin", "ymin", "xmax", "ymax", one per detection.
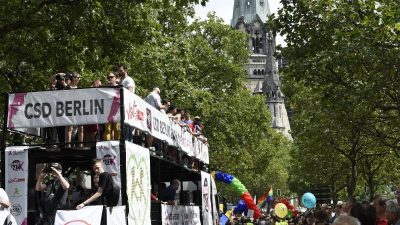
[
  {"xmin": 102, "ymin": 154, "xmax": 116, "ymax": 165},
  {"xmin": 11, "ymin": 160, "xmax": 24, "ymax": 171}
]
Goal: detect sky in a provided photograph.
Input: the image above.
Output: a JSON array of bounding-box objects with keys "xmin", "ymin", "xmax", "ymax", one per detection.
[{"xmin": 194, "ymin": 0, "xmax": 286, "ymax": 46}]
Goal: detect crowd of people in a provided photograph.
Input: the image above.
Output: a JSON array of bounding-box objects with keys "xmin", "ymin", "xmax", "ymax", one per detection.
[
  {"xmin": 43, "ymin": 64, "xmax": 206, "ymax": 151},
  {"xmin": 223, "ymin": 193, "xmax": 400, "ymax": 225}
]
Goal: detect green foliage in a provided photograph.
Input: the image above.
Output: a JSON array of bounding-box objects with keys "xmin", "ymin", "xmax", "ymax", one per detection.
[
  {"xmin": 205, "ymin": 87, "xmax": 291, "ymax": 197},
  {"xmin": 272, "ymin": 0, "xmax": 400, "ymax": 199}
]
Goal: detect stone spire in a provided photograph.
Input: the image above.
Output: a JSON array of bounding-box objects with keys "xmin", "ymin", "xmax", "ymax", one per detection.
[
  {"xmin": 263, "ymin": 34, "xmax": 291, "ymax": 138},
  {"xmin": 231, "ymin": 0, "xmax": 292, "ymax": 139},
  {"xmin": 231, "ymin": 0, "xmax": 271, "ymax": 27}
]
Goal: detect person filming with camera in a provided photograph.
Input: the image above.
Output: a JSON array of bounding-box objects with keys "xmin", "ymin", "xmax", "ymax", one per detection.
[
  {"xmin": 35, "ymin": 163, "xmax": 70, "ymax": 225},
  {"xmin": 54, "ymin": 73, "xmax": 70, "ymax": 90}
]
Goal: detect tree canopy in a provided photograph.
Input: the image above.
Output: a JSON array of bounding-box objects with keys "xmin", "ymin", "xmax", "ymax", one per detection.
[{"xmin": 272, "ymin": 0, "xmax": 400, "ymax": 199}]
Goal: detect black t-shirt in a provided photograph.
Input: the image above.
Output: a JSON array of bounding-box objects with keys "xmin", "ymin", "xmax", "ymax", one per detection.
[
  {"xmin": 98, "ymin": 172, "xmax": 119, "ymax": 206},
  {"xmin": 43, "ymin": 179, "xmax": 66, "ymax": 215},
  {"xmin": 159, "ymin": 185, "xmax": 177, "ymax": 202}
]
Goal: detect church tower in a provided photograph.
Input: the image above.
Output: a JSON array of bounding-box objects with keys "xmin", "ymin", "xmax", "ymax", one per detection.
[{"xmin": 231, "ymin": 0, "xmax": 292, "ymax": 139}]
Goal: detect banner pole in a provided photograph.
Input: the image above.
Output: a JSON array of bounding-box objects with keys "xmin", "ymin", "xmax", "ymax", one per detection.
[
  {"xmin": 1, "ymin": 93, "xmax": 9, "ymax": 188},
  {"xmin": 118, "ymin": 87, "xmax": 128, "ymax": 224}
]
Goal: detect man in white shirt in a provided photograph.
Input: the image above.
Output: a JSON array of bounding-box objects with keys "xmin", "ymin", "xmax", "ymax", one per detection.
[
  {"xmin": 116, "ymin": 64, "xmax": 135, "ymax": 93},
  {"xmin": 117, "ymin": 64, "xmax": 135, "ymax": 141},
  {"xmin": 145, "ymin": 87, "xmax": 164, "ymax": 110}
]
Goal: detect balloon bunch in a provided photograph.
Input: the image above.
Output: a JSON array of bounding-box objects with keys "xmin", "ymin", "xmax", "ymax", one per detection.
[
  {"xmin": 274, "ymin": 198, "xmax": 299, "ymax": 218},
  {"xmin": 233, "ymin": 199, "xmax": 248, "ymax": 215},
  {"xmin": 214, "ymin": 171, "xmax": 261, "ymax": 219}
]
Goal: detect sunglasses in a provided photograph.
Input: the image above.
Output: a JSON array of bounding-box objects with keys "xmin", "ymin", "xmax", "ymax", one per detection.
[{"xmin": 107, "ymin": 76, "xmax": 115, "ymax": 80}]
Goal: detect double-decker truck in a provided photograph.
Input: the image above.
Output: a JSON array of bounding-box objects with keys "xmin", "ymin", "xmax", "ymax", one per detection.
[{"xmin": 1, "ymin": 87, "xmax": 219, "ymax": 225}]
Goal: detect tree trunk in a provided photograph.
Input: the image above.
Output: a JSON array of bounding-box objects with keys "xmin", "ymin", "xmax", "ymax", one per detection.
[
  {"xmin": 347, "ymin": 160, "xmax": 357, "ymax": 198},
  {"xmin": 366, "ymin": 170, "xmax": 376, "ymax": 202}
]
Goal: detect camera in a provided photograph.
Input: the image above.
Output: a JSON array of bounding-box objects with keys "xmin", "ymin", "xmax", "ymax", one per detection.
[
  {"xmin": 43, "ymin": 164, "xmax": 53, "ymax": 173},
  {"xmin": 55, "ymin": 73, "xmax": 66, "ymax": 81},
  {"xmin": 54, "ymin": 72, "xmax": 72, "ymax": 90},
  {"xmin": 55, "ymin": 72, "xmax": 72, "ymax": 82}
]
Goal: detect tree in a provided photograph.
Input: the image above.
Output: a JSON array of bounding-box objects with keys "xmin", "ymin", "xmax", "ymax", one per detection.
[
  {"xmin": 271, "ymin": 0, "xmax": 400, "ymax": 199},
  {"xmin": 202, "ymin": 85, "xmax": 291, "ymax": 197}
]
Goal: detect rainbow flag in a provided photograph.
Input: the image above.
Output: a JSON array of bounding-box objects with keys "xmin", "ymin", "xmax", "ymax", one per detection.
[{"xmin": 257, "ymin": 187, "xmax": 273, "ymax": 208}]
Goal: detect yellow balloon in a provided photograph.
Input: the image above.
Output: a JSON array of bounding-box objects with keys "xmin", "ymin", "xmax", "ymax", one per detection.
[{"xmin": 274, "ymin": 203, "xmax": 288, "ymax": 218}]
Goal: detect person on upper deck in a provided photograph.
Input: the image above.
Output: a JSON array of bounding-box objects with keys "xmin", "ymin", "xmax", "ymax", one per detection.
[
  {"xmin": 116, "ymin": 64, "xmax": 135, "ymax": 93},
  {"xmin": 103, "ymin": 72, "xmax": 121, "ymax": 141},
  {"xmin": 145, "ymin": 87, "xmax": 166, "ymax": 111}
]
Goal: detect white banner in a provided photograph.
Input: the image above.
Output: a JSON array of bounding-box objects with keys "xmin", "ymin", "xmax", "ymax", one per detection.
[
  {"xmin": 197, "ymin": 140, "xmax": 210, "ymax": 164},
  {"xmin": 96, "ymin": 141, "xmax": 122, "ymax": 205},
  {"xmin": 179, "ymin": 130, "xmax": 194, "ymax": 156},
  {"xmin": 145, "ymin": 103, "xmax": 174, "ymax": 144},
  {"xmin": 211, "ymin": 176, "xmax": 219, "ymax": 225},
  {"xmin": 96, "ymin": 141, "xmax": 121, "ymax": 187},
  {"xmin": 7, "ymin": 88, "xmax": 121, "ymax": 128},
  {"xmin": 7, "ymin": 87, "xmax": 209, "ymax": 162},
  {"xmin": 161, "ymin": 205, "xmax": 201, "ymax": 225},
  {"xmin": 54, "ymin": 205, "xmax": 103, "ymax": 225},
  {"xmin": 123, "ymin": 89, "xmax": 209, "ymax": 162},
  {"xmin": 5, "ymin": 147, "xmax": 28, "ymax": 225},
  {"xmin": 126, "ymin": 142, "xmax": 151, "ymax": 225},
  {"xmin": 124, "ymin": 90, "xmax": 148, "ymax": 132},
  {"xmin": 201, "ymin": 171, "xmax": 213, "ymax": 225},
  {"xmin": 107, "ymin": 206, "xmax": 126, "ymax": 225}
]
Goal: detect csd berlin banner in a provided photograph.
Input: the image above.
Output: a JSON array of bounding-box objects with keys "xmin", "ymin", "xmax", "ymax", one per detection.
[
  {"xmin": 54, "ymin": 205, "xmax": 103, "ymax": 225},
  {"xmin": 7, "ymin": 88, "xmax": 120, "ymax": 128},
  {"xmin": 5, "ymin": 147, "xmax": 28, "ymax": 225},
  {"xmin": 126, "ymin": 142, "xmax": 151, "ymax": 225}
]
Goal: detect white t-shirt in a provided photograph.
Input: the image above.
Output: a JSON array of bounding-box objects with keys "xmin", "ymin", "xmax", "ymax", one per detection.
[
  {"xmin": 121, "ymin": 76, "xmax": 135, "ymax": 93},
  {"xmin": 0, "ymin": 188, "xmax": 9, "ymax": 211},
  {"xmin": 145, "ymin": 91, "xmax": 162, "ymax": 110}
]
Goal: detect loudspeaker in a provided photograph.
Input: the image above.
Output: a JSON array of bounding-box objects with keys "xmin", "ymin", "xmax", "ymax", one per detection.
[
  {"xmin": 192, "ymin": 190, "xmax": 201, "ymax": 206},
  {"xmin": 180, "ymin": 191, "xmax": 190, "ymax": 205}
]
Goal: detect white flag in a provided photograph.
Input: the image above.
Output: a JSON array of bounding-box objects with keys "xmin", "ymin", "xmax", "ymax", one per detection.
[
  {"xmin": 107, "ymin": 206, "xmax": 126, "ymax": 225},
  {"xmin": 54, "ymin": 206, "xmax": 103, "ymax": 225}
]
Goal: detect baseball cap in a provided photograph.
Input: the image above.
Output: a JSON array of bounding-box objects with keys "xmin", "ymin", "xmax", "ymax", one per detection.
[{"xmin": 51, "ymin": 162, "xmax": 62, "ymax": 170}]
